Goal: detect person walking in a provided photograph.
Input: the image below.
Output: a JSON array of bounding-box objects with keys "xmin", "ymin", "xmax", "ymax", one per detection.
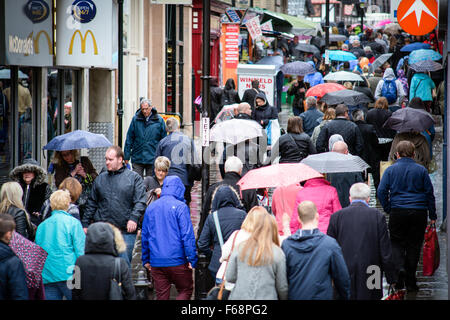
[
  {"xmin": 377, "ymin": 140, "xmax": 437, "ymax": 292},
  {"xmin": 222, "ymin": 78, "xmax": 240, "ymax": 106},
  {"xmin": 210, "ymin": 77, "xmax": 225, "ymax": 122},
  {"xmin": 287, "ymin": 76, "xmax": 309, "ymax": 116},
  {"xmin": 41, "ymin": 177, "xmax": 83, "ymax": 221},
  {"xmin": 409, "ymin": 72, "xmax": 436, "ymax": 113},
  {"xmin": 253, "ymin": 92, "xmax": 278, "ymax": 129},
  {"xmin": 35, "ymin": 190, "xmax": 86, "ymax": 300},
  {"xmin": 0, "ymin": 214, "xmax": 29, "ymax": 300},
  {"xmin": 299, "ymin": 97, "xmax": 323, "ymax": 137},
  {"xmin": 374, "ymin": 68, "xmax": 406, "ymax": 113},
  {"xmin": 226, "ymin": 207, "xmax": 288, "ymax": 300},
  {"xmin": 141, "ymin": 175, "xmax": 198, "ymax": 300},
  {"xmin": 143, "ymin": 156, "xmax": 171, "ymax": 201},
  {"xmin": 124, "ymin": 99, "xmax": 167, "ymax": 178},
  {"xmin": 241, "ymin": 80, "xmax": 262, "ymax": 114},
  {"xmin": 282, "ymin": 201, "xmax": 351, "ymax": 300},
  {"xmin": 327, "ymin": 183, "xmax": 397, "ymax": 300},
  {"xmin": 311, "ymin": 108, "xmax": 336, "ymax": 147},
  {"xmin": 82, "ymin": 146, "xmax": 147, "ymax": 266},
  {"xmin": 72, "ymin": 222, "xmax": 136, "ymax": 300}
]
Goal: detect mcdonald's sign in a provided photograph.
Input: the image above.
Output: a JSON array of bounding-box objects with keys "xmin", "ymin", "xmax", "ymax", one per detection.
[
  {"xmin": 23, "ymin": 30, "xmax": 53, "ymax": 56},
  {"xmin": 68, "ymin": 30, "xmax": 98, "ymax": 55}
]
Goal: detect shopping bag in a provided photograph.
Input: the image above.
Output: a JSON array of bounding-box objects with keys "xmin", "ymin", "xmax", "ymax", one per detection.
[
  {"xmin": 266, "ymin": 119, "xmax": 281, "ymax": 146},
  {"xmin": 379, "ymin": 160, "xmax": 393, "ymax": 179},
  {"xmin": 382, "ymin": 285, "xmax": 406, "ymax": 300},
  {"xmin": 423, "ymin": 223, "xmax": 440, "ymax": 276}
]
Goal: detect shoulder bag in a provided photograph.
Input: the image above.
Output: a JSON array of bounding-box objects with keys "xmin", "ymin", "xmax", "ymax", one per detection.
[{"xmin": 109, "ymin": 257, "xmax": 124, "ymax": 300}]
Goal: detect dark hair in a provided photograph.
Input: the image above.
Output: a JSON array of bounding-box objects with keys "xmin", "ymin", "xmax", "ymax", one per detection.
[
  {"xmin": 409, "ymin": 97, "xmax": 425, "ymax": 110},
  {"xmin": 396, "ymin": 140, "xmax": 415, "ymax": 158},
  {"xmin": 343, "ymin": 61, "xmax": 350, "ymax": 68},
  {"xmin": 335, "ymin": 104, "xmax": 348, "ymax": 117},
  {"xmin": 225, "ymin": 78, "xmax": 236, "ymax": 91},
  {"xmin": 107, "ymin": 145, "xmax": 125, "ymax": 162},
  {"xmin": 251, "ymin": 80, "xmax": 260, "ymax": 89},
  {"xmin": 0, "ymin": 214, "xmax": 16, "ymax": 239},
  {"xmin": 287, "ymin": 116, "xmax": 303, "ymax": 134}
]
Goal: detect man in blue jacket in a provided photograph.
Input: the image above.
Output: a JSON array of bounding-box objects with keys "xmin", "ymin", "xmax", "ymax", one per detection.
[
  {"xmin": 282, "ymin": 201, "xmax": 351, "ymax": 300},
  {"xmin": 378, "ymin": 140, "xmax": 437, "ymax": 292},
  {"xmin": 124, "ymin": 99, "xmax": 167, "ymax": 178},
  {"xmin": 141, "ymin": 175, "xmax": 198, "ymax": 300}
]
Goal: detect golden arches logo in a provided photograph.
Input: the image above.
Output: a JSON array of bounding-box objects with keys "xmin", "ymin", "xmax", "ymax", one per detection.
[
  {"xmin": 24, "ymin": 30, "xmax": 53, "ymax": 56},
  {"xmin": 68, "ymin": 29, "xmax": 98, "ymax": 55}
]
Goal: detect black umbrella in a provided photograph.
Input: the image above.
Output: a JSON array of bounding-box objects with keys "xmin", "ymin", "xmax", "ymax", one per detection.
[
  {"xmin": 329, "ymin": 34, "xmax": 347, "ymax": 42},
  {"xmin": 295, "ymin": 43, "xmax": 320, "ymax": 54},
  {"xmin": 370, "ymin": 53, "xmax": 392, "ymax": 71},
  {"xmin": 383, "ymin": 107, "xmax": 435, "ymax": 133},
  {"xmin": 320, "ymin": 89, "xmax": 372, "ymax": 105}
]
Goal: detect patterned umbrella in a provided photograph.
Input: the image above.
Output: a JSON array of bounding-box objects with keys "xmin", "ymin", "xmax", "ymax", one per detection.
[
  {"xmin": 370, "ymin": 53, "xmax": 393, "ymax": 72},
  {"xmin": 410, "ymin": 60, "xmax": 443, "ymax": 73},
  {"xmin": 408, "ymin": 49, "xmax": 442, "ymax": 65},
  {"xmin": 280, "ymin": 61, "xmax": 316, "ymax": 76}
]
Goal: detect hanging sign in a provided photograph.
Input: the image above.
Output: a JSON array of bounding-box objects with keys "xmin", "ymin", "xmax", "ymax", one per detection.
[
  {"xmin": 397, "ymin": 0, "xmax": 438, "ymax": 36},
  {"xmin": 245, "ymin": 16, "xmax": 262, "ymax": 41}
]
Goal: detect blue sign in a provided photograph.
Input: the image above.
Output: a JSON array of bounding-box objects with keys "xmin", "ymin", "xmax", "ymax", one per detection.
[
  {"xmin": 23, "ymin": 0, "xmax": 50, "ymax": 23},
  {"xmin": 226, "ymin": 9, "xmax": 241, "ymax": 23},
  {"xmin": 71, "ymin": 0, "xmax": 97, "ymax": 24}
]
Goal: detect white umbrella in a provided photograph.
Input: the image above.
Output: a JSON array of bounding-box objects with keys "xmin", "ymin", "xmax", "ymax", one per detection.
[
  {"xmin": 210, "ymin": 119, "xmax": 264, "ymax": 145},
  {"xmin": 323, "ymin": 71, "xmax": 364, "ymax": 82}
]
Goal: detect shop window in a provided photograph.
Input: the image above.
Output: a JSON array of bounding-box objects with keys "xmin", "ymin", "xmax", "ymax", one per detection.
[{"xmin": 0, "ymin": 67, "xmax": 12, "ymax": 186}]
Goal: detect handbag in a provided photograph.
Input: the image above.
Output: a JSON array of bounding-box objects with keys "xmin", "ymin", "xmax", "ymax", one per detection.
[
  {"xmin": 423, "ymin": 223, "xmax": 440, "ymax": 276},
  {"xmin": 382, "ymin": 285, "xmax": 406, "ymax": 300},
  {"xmin": 109, "ymin": 257, "xmax": 124, "ymax": 300}
]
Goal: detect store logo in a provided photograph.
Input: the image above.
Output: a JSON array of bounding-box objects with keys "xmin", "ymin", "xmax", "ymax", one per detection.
[
  {"xmin": 68, "ymin": 30, "xmax": 98, "ymax": 55},
  {"xmin": 23, "ymin": 0, "xmax": 50, "ymax": 23},
  {"xmin": 71, "ymin": 0, "xmax": 96, "ymax": 24},
  {"xmin": 397, "ymin": 0, "xmax": 438, "ymax": 36},
  {"xmin": 22, "ymin": 30, "xmax": 53, "ymax": 56},
  {"xmin": 9, "ymin": 35, "xmax": 34, "ymax": 55}
]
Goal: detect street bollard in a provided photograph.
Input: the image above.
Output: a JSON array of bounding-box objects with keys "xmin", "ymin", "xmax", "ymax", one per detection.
[{"xmin": 134, "ymin": 270, "xmax": 149, "ymax": 300}]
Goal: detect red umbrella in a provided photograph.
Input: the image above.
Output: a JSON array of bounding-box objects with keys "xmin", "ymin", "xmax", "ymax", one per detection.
[
  {"xmin": 305, "ymin": 83, "xmax": 347, "ymax": 99},
  {"xmin": 237, "ymin": 163, "xmax": 323, "ymax": 191}
]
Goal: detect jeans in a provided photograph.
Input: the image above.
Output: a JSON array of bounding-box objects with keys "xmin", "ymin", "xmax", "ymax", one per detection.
[
  {"xmin": 44, "ymin": 281, "xmax": 72, "ymax": 300},
  {"xmin": 151, "ymin": 263, "xmax": 194, "ymax": 300},
  {"xmin": 119, "ymin": 232, "xmax": 137, "ymax": 267},
  {"xmin": 132, "ymin": 163, "xmax": 153, "ymax": 178}
]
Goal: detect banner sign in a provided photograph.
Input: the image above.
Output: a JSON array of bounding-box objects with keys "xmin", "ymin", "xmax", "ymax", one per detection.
[
  {"xmin": 1, "ymin": 0, "xmax": 53, "ymax": 66},
  {"xmin": 56, "ymin": 0, "xmax": 117, "ymax": 68},
  {"xmin": 238, "ymin": 75, "xmax": 274, "ymax": 106},
  {"xmin": 397, "ymin": 0, "xmax": 438, "ymax": 36},
  {"xmin": 245, "ymin": 16, "xmax": 262, "ymax": 41}
]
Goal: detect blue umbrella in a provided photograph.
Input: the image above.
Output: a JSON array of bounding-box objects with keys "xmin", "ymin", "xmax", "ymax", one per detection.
[
  {"xmin": 408, "ymin": 49, "xmax": 442, "ymax": 65},
  {"xmin": 280, "ymin": 61, "xmax": 316, "ymax": 76},
  {"xmin": 323, "ymin": 50, "xmax": 357, "ymax": 62},
  {"xmin": 400, "ymin": 42, "xmax": 431, "ymax": 52},
  {"xmin": 256, "ymin": 55, "xmax": 284, "ymax": 70},
  {"xmin": 43, "ymin": 130, "xmax": 112, "ymax": 151}
]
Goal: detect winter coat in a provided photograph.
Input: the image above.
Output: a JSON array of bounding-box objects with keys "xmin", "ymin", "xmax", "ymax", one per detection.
[
  {"xmin": 269, "ymin": 132, "xmax": 316, "ymax": 164},
  {"xmin": 141, "ymin": 176, "xmax": 198, "ymax": 268},
  {"xmin": 366, "ymin": 108, "xmax": 396, "ymax": 139},
  {"xmin": 52, "ymin": 156, "xmax": 98, "ymax": 190},
  {"xmin": 72, "ymin": 222, "xmax": 136, "ymax": 300},
  {"xmin": 155, "ymin": 131, "xmax": 198, "ymax": 187},
  {"xmin": 378, "ymin": 157, "xmax": 436, "ymax": 220},
  {"xmin": 409, "ymin": 73, "xmax": 436, "ymax": 102},
  {"xmin": 41, "ymin": 200, "xmax": 80, "ymax": 221},
  {"xmin": 210, "ymin": 85, "xmax": 224, "ymax": 121},
  {"xmin": 0, "ymin": 241, "xmax": 29, "ymax": 300},
  {"xmin": 124, "ymin": 108, "xmax": 167, "ymax": 165},
  {"xmin": 374, "ymin": 68, "xmax": 406, "ymax": 107},
  {"xmin": 388, "ymin": 132, "xmax": 431, "ymax": 171},
  {"xmin": 354, "ymin": 120, "xmax": 380, "ymax": 168},
  {"xmin": 272, "ymin": 183, "xmax": 303, "ymax": 236},
  {"xmin": 35, "ymin": 210, "xmax": 85, "ymax": 284},
  {"xmin": 316, "ymin": 118, "xmax": 364, "ymax": 156},
  {"xmin": 241, "ymin": 88, "xmax": 262, "ymax": 111},
  {"xmin": 327, "ymin": 172, "xmax": 365, "ymax": 208},
  {"xmin": 304, "ymin": 72, "xmax": 324, "ymax": 88},
  {"xmin": 327, "ymin": 201, "xmax": 397, "ymax": 300},
  {"xmin": 226, "ymin": 243, "xmax": 288, "ymax": 300},
  {"xmin": 222, "ymin": 89, "xmax": 240, "ymax": 105},
  {"xmin": 3, "ymin": 206, "xmax": 30, "ymax": 239},
  {"xmin": 311, "ymin": 119, "xmax": 331, "ymax": 147},
  {"xmin": 287, "ymin": 80, "xmax": 308, "ymax": 112},
  {"xmin": 367, "ymin": 76, "xmax": 382, "ymax": 97},
  {"xmin": 281, "ymin": 228, "xmax": 351, "ymax": 300},
  {"xmin": 82, "ymin": 165, "xmax": 147, "ymax": 232},
  {"xmin": 290, "ymin": 178, "xmax": 342, "ymax": 234},
  {"xmin": 300, "ymin": 107, "xmax": 324, "ymax": 136},
  {"xmin": 198, "ymin": 185, "xmax": 246, "ymax": 275},
  {"xmin": 9, "ymin": 159, "xmax": 52, "ymax": 226},
  {"xmin": 252, "ymin": 92, "xmax": 278, "ymax": 129}
]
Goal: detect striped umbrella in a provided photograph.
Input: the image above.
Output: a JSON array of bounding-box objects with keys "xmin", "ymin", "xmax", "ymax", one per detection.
[{"xmin": 410, "ymin": 60, "xmax": 443, "ymax": 72}]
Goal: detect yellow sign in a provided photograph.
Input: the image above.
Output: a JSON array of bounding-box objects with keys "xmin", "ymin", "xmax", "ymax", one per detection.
[
  {"xmin": 68, "ymin": 29, "xmax": 98, "ymax": 55},
  {"xmin": 23, "ymin": 30, "xmax": 52, "ymax": 56}
]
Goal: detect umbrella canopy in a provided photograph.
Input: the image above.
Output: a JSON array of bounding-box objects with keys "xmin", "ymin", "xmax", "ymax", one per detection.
[
  {"xmin": 280, "ymin": 61, "xmax": 316, "ymax": 76},
  {"xmin": 305, "ymin": 83, "xmax": 347, "ymax": 99},
  {"xmin": 210, "ymin": 118, "xmax": 264, "ymax": 145},
  {"xmin": 295, "ymin": 43, "xmax": 320, "ymax": 54},
  {"xmin": 384, "ymin": 23, "xmax": 402, "ymax": 34},
  {"xmin": 320, "ymin": 89, "xmax": 371, "ymax": 106},
  {"xmin": 0, "ymin": 69, "xmax": 29, "ymax": 79},
  {"xmin": 255, "ymin": 55, "xmax": 284, "ymax": 70},
  {"xmin": 382, "ymin": 107, "xmax": 435, "ymax": 133},
  {"xmin": 400, "ymin": 42, "xmax": 431, "ymax": 52},
  {"xmin": 213, "ymin": 104, "xmax": 238, "ymax": 124},
  {"xmin": 329, "ymin": 34, "xmax": 347, "ymax": 42},
  {"xmin": 323, "ymin": 71, "xmax": 364, "ymax": 82},
  {"xmin": 43, "ymin": 130, "xmax": 113, "ymax": 151},
  {"xmin": 370, "ymin": 53, "xmax": 393, "ymax": 71},
  {"xmin": 323, "ymin": 50, "xmax": 357, "ymax": 62},
  {"xmin": 237, "ymin": 163, "xmax": 323, "ymax": 191},
  {"xmin": 410, "ymin": 60, "xmax": 443, "ymax": 73},
  {"xmin": 408, "ymin": 49, "xmax": 442, "ymax": 65},
  {"xmin": 301, "ymin": 152, "xmax": 370, "ymax": 173},
  {"xmin": 374, "ymin": 19, "xmax": 393, "ymax": 29}
]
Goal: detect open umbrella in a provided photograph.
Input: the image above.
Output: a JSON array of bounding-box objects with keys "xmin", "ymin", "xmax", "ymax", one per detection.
[
  {"xmin": 351, "ymin": 23, "xmax": 369, "ymax": 30},
  {"xmin": 255, "ymin": 55, "xmax": 284, "ymax": 70},
  {"xmin": 374, "ymin": 19, "xmax": 393, "ymax": 29},
  {"xmin": 301, "ymin": 152, "xmax": 370, "ymax": 173},
  {"xmin": 384, "ymin": 23, "xmax": 402, "ymax": 34},
  {"xmin": 43, "ymin": 130, "xmax": 112, "ymax": 151},
  {"xmin": 213, "ymin": 104, "xmax": 238, "ymax": 124},
  {"xmin": 0, "ymin": 69, "xmax": 29, "ymax": 79},
  {"xmin": 370, "ymin": 53, "xmax": 393, "ymax": 71},
  {"xmin": 408, "ymin": 49, "xmax": 442, "ymax": 65},
  {"xmin": 237, "ymin": 163, "xmax": 323, "ymax": 191},
  {"xmin": 295, "ymin": 43, "xmax": 320, "ymax": 54},
  {"xmin": 210, "ymin": 118, "xmax": 264, "ymax": 145},
  {"xmin": 329, "ymin": 34, "xmax": 347, "ymax": 42},
  {"xmin": 400, "ymin": 42, "xmax": 431, "ymax": 52},
  {"xmin": 410, "ymin": 60, "xmax": 443, "ymax": 73},
  {"xmin": 323, "ymin": 71, "xmax": 364, "ymax": 82},
  {"xmin": 305, "ymin": 83, "xmax": 347, "ymax": 99},
  {"xmin": 280, "ymin": 61, "xmax": 316, "ymax": 76},
  {"xmin": 323, "ymin": 50, "xmax": 357, "ymax": 62},
  {"xmin": 320, "ymin": 89, "xmax": 371, "ymax": 106},
  {"xmin": 382, "ymin": 107, "xmax": 435, "ymax": 133}
]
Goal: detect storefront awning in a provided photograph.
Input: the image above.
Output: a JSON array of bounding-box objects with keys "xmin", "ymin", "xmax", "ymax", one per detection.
[{"xmin": 276, "ymin": 12, "xmax": 322, "ymax": 36}]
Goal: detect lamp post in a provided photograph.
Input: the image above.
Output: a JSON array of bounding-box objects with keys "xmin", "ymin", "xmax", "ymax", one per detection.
[
  {"xmin": 359, "ymin": 1, "xmax": 364, "ymax": 34},
  {"xmin": 117, "ymin": 0, "xmax": 124, "ymax": 147}
]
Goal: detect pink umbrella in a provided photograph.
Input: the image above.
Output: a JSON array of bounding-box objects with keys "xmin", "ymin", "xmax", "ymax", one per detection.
[
  {"xmin": 351, "ymin": 23, "xmax": 369, "ymax": 30},
  {"xmin": 374, "ymin": 19, "xmax": 392, "ymax": 29}
]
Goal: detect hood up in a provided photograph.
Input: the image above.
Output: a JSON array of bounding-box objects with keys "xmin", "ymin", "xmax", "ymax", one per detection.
[
  {"xmin": 254, "ymin": 92, "xmax": 268, "ymax": 109},
  {"xmin": 160, "ymin": 175, "xmax": 186, "ymax": 202},
  {"xmin": 382, "ymin": 68, "xmax": 396, "ymax": 81},
  {"xmin": 211, "ymin": 185, "xmax": 244, "ymax": 212},
  {"xmin": 9, "ymin": 159, "xmax": 47, "ymax": 187},
  {"xmin": 85, "ymin": 222, "xmax": 126, "ymax": 256},
  {"xmin": 288, "ymin": 228, "xmax": 325, "ymax": 253}
]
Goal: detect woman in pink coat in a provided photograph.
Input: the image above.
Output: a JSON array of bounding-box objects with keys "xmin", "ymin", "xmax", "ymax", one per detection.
[{"xmin": 290, "ymin": 177, "xmax": 342, "ymax": 234}]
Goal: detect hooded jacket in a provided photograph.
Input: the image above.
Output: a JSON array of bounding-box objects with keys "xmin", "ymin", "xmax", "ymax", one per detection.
[
  {"xmin": 141, "ymin": 176, "xmax": 198, "ymax": 268},
  {"xmin": 124, "ymin": 108, "xmax": 167, "ymax": 164},
  {"xmin": 409, "ymin": 72, "xmax": 436, "ymax": 102},
  {"xmin": 0, "ymin": 241, "xmax": 29, "ymax": 300},
  {"xmin": 281, "ymin": 228, "xmax": 351, "ymax": 300},
  {"xmin": 252, "ymin": 92, "xmax": 278, "ymax": 129},
  {"xmin": 72, "ymin": 222, "xmax": 136, "ymax": 300},
  {"xmin": 197, "ymin": 185, "xmax": 246, "ymax": 275},
  {"xmin": 374, "ymin": 68, "xmax": 406, "ymax": 106}
]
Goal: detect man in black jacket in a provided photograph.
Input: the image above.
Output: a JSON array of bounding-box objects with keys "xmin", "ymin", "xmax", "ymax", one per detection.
[
  {"xmin": 241, "ymin": 80, "xmax": 262, "ymax": 114},
  {"xmin": 82, "ymin": 146, "xmax": 147, "ymax": 267}
]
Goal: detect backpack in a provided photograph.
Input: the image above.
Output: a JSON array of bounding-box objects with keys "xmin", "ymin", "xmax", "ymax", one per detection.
[{"xmin": 381, "ymin": 79, "xmax": 398, "ymax": 104}]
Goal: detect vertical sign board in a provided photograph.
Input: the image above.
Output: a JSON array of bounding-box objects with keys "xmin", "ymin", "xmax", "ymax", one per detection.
[
  {"xmin": 245, "ymin": 16, "xmax": 262, "ymax": 42},
  {"xmin": 237, "ymin": 65, "xmax": 277, "ymax": 107},
  {"xmin": 0, "ymin": 0, "xmax": 53, "ymax": 66},
  {"xmin": 56, "ymin": 0, "xmax": 117, "ymax": 68},
  {"xmin": 221, "ymin": 23, "xmax": 240, "ymax": 87}
]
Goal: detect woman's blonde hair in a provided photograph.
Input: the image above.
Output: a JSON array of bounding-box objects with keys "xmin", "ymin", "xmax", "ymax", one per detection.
[
  {"xmin": 154, "ymin": 156, "xmax": 171, "ymax": 172},
  {"xmin": 240, "ymin": 205, "xmax": 267, "ymax": 233},
  {"xmin": 0, "ymin": 182, "xmax": 25, "ymax": 213},
  {"xmin": 52, "ymin": 149, "xmax": 80, "ymax": 166},
  {"xmin": 343, "ymin": 82, "xmax": 353, "ymax": 90},
  {"xmin": 50, "ymin": 189, "xmax": 71, "ymax": 211},
  {"xmin": 239, "ymin": 206, "xmax": 279, "ymax": 267},
  {"xmin": 323, "ymin": 107, "xmax": 336, "ymax": 121},
  {"xmin": 59, "ymin": 177, "xmax": 82, "ymax": 203}
]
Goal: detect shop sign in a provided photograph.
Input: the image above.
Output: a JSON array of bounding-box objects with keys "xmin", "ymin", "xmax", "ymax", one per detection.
[
  {"xmin": 1, "ymin": 0, "xmax": 53, "ymax": 66},
  {"xmin": 56, "ymin": 0, "xmax": 117, "ymax": 68},
  {"xmin": 397, "ymin": 0, "xmax": 438, "ymax": 36},
  {"xmin": 245, "ymin": 16, "xmax": 262, "ymax": 41},
  {"xmin": 238, "ymin": 75, "xmax": 275, "ymax": 106}
]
